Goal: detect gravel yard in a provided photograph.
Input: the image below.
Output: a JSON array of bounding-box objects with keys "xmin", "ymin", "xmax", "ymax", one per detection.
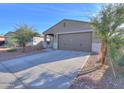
[
  {"xmin": 0, "ymin": 47, "xmax": 43, "ymax": 61},
  {"xmin": 70, "ymin": 53, "xmax": 124, "ymax": 89}
]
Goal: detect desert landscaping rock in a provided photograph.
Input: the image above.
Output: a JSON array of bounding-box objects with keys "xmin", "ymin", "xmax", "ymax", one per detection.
[{"xmin": 70, "ymin": 54, "xmax": 124, "ymax": 89}]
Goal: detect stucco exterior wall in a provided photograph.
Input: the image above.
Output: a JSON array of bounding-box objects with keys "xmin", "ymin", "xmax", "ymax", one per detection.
[{"xmin": 43, "ymin": 19, "xmax": 92, "ymax": 35}]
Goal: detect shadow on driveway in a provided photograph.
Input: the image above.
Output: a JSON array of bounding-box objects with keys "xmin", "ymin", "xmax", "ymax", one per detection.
[{"xmin": 7, "ymin": 70, "xmax": 78, "ymax": 89}]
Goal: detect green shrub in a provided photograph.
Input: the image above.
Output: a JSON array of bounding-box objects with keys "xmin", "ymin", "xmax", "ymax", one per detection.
[
  {"xmin": 2, "ymin": 44, "xmax": 9, "ymax": 48},
  {"xmin": 7, "ymin": 48, "xmax": 17, "ymax": 52}
]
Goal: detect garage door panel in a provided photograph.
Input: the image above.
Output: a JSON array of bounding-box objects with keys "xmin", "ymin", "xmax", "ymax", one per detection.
[{"xmin": 58, "ymin": 32, "xmax": 92, "ymax": 52}]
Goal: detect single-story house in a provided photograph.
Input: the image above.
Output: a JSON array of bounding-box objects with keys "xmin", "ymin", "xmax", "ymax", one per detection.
[
  {"xmin": 43, "ymin": 19, "xmax": 93, "ymax": 52},
  {"xmin": 4, "ymin": 31, "xmax": 18, "ymax": 47}
]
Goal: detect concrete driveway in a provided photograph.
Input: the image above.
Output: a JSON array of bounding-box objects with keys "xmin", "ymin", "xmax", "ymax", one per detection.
[{"xmin": 0, "ymin": 50, "xmax": 89, "ymax": 89}]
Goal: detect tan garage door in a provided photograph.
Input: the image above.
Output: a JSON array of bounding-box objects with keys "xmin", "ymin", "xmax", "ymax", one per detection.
[{"xmin": 58, "ymin": 32, "xmax": 92, "ymax": 52}]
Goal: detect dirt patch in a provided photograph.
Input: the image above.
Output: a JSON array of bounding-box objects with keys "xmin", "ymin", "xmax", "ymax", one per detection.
[
  {"xmin": 0, "ymin": 46, "xmax": 44, "ymax": 61},
  {"xmin": 70, "ymin": 53, "xmax": 124, "ymax": 89},
  {"xmin": 79, "ymin": 52, "xmax": 101, "ymax": 75}
]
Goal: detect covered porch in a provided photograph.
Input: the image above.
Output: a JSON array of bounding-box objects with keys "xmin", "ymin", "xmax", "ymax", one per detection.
[{"xmin": 43, "ymin": 34, "xmax": 58, "ymax": 49}]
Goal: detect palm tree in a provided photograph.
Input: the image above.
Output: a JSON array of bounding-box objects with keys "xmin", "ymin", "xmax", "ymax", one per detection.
[{"xmin": 92, "ymin": 4, "xmax": 124, "ymax": 68}]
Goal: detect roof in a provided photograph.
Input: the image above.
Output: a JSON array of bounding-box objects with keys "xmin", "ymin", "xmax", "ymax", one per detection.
[
  {"xmin": 4, "ymin": 31, "xmax": 17, "ymax": 37},
  {"xmin": 43, "ymin": 19, "xmax": 91, "ymax": 34},
  {"xmin": 63, "ymin": 19, "xmax": 91, "ymax": 24},
  {"xmin": 0, "ymin": 35, "xmax": 4, "ymax": 38}
]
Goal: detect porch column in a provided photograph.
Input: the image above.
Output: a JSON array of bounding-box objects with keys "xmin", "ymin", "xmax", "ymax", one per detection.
[
  {"xmin": 43, "ymin": 34, "xmax": 47, "ymax": 48},
  {"xmin": 53, "ymin": 34, "xmax": 58, "ymax": 49},
  {"xmin": 44, "ymin": 34, "xmax": 47, "ymax": 42}
]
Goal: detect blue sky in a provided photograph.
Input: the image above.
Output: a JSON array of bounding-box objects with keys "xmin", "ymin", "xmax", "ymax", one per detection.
[{"xmin": 0, "ymin": 3, "xmax": 101, "ymax": 35}]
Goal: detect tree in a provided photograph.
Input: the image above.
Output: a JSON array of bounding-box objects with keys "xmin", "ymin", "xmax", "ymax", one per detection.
[
  {"xmin": 91, "ymin": 4, "xmax": 124, "ymax": 68},
  {"xmin": 14, "ymin": 24, "xmax": 39, "ymax": 52}
]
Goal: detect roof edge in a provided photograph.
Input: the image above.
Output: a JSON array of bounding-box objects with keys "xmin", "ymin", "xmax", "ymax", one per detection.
[{"xmin": 62, "ymin": 19, "xmax": 91, "ymax": 24}]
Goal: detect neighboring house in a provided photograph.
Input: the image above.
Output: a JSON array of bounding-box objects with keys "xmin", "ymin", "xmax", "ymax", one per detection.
[
  {"xmin": 26, "ymin": 35, "xmax": 44, "ymax": 49},
  {"xmin": 0, "ymin": 35, "xmax": 5, "ymax": 46},
  {"xmin": 4, "ymin": 31, "xmax": 17, "ymax": 37},
  {"xmin": 43, "ymin": 19, "xmax": 93, "ymax": 52},
  {"xmin": 33, "ymin": 35, "xmax": 44, "ymax": 46},
  {"xmin": 4, "ymin": 31, "xmax": 17, "ymax": 47}
]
